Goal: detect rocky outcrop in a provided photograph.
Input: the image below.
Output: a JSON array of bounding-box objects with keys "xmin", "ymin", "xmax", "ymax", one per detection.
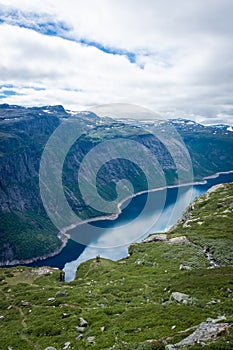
[
  {"xmin": 143, "ymin": 233, "xmax": 167, "ymax": 243},
  {"xmin": 166, "ymin": 317, "xmax": 230, "ymax": 349},
  {"xmin": 143, "ymin": 234, "xmax": 189, "ymax": 244},
  {"xmin": 169, "ymin": 236, "xmax": 189, "ymax": 244},
  {"xmin": 170, "ymin": 292, "xmax": 193, "ymax": 305}
]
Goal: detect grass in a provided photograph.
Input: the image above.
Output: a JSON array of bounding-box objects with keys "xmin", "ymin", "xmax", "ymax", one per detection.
[{"xmin": 169, "ymin": 182, "xmax": 233, "ymax": 265}]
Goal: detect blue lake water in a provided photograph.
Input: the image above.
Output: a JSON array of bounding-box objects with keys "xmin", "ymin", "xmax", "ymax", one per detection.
[{"xmin": 29, "ymin": 171, "xmax": 233, "ymax": 281}]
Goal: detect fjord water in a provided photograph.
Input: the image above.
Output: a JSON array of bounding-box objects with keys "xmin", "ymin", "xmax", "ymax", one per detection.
[{"xmin": 29, "ymin": 172, "xmax": 233, "ymax": 281}]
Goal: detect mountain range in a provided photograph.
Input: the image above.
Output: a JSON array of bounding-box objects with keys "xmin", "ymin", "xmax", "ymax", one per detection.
[{"xmin": 0, "ymin": 104, "xmax": 233, "ymax": 264}]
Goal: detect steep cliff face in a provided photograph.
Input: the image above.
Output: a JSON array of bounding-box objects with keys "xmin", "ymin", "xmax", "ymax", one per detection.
[
  {"xmin": 0, "ymin": 105, "xmax": 60, "ymax": 213},
  {"xmin": 0, "ymin": 106, "xmax": 62, "ymax": 262},
  {"xmin": 0, "ymin": 104, "xmax": 233, "ymax": 263}
]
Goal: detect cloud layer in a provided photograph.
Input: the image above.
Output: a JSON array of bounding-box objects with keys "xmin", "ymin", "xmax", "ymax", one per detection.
[{"xmin": 0, "ymin": 0, "xmax": 233, "ymax": 124}]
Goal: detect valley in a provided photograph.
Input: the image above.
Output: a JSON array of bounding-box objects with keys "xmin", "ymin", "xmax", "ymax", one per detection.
[{"xmin": 0, "ymin": 104, "xmax": 233, "ymax": 265}]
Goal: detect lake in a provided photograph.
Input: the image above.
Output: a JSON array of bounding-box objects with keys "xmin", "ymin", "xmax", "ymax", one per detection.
[{"xmin": 29, "ymin": 171, "xmax": 233, "ymax": 281}]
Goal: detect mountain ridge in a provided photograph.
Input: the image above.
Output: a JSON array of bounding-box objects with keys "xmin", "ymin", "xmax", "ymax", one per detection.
[{"xmin": 1, "ymin": 104, "xmax": 233, "ymax": 264}]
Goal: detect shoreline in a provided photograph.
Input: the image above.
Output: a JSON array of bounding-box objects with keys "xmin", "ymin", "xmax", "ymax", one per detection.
[
  {"xmin": 0, "ymin": 233, "xmax": 68, "ymax": 267},
  {"xmin": 1, "ymin": 169, "xmax": 233, "ymax": 267},
  {"xmin": 61, "ymin": 169, "xmax": 233, "ymax": 231}
]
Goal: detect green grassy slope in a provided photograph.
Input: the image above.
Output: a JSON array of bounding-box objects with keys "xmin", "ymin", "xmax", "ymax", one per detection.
[
  {"xmin": 0, "ymin": 212, "xmax": 61, "ymax": 263},
  {"xmin": 0, "ymin": 183, "xmax": 232, "ymax": 349}
]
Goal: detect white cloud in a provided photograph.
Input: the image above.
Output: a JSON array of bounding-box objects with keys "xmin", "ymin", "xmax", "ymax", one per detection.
[{"xmin": 0, "ymin": 0, "xmax": 233, "ymax": 124}]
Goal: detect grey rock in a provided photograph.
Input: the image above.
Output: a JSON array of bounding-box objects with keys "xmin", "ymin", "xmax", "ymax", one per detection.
[
  {"xmin": 44, "ymin": 348, "xmax": 57, "ymax": 350},
  {"xmin": 47, "ymin": 298, "xmax": 55, "ymax": 302},
  {"xmin": 176, "ymin": 320, "xmax": 229, "ymax": 347},
  {"xmin": 207, "ymin": 298, "xmax": 217, "ymax": 305},
  {"xmin": 170, "ymin": 292, "xmax": 192, "ymax": 304},
  {"xmin": 86, "ymin": 336, "xmax": 95, "ymax": 344},
  {"xmin": 167, "ymin": 319, "xmax": 230, "ymax": 349},
  {"xmin": 62, "ymin": 313, "xmax": 70, "ymax": 319},
  {"xmin": 0, "ymin": 315, "xmax": 5, "ymax": 321},
  {"xmin": 165, "ymin": 345, "xmax": 177, "ymax": 350},
  {"xmin": 76, "ymin": 334, "xmax": 83, "ymax": 341},
  {"xmin": 179, "ymin": 264, "xmax": 192, "ymax": 271},
  {"xmin": 79, "ymin": 317, "xmax": 88, "ymax": 327},
  {"xmin": 206, "ymin": 315, "xmax": 226, "ymax": 323},
  {"xmin": 135, "ymin": 259, "xmax": 142, "ymax": 265},
  {"xmin": 143, "ymin": 233, "xmax": 167, "ymax": 243},
  {"xmin": 55, "ymin": 290, "xmax": 67, "ymax": 297},
  {"xmin": 63, "ymin": 342, "xmax": 71, "ymax": 350},
  {"xmin": 76, "ymin": 326, "xmax": 86, "ymax": 333},
  {"xmin": 169, "ymin": 236, "xmax": 189, "ymax": 244},
  {"xmin": 21, "ymin": 300, "xmax": 30, "ymax": 306}
]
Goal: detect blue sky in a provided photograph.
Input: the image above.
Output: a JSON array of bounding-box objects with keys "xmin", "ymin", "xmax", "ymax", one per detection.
[{"xmin": 0, "ymin": 0, "xmax": 233, "ymax": 125}]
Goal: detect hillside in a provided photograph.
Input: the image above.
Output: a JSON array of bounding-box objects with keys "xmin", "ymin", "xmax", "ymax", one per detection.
[
  {"xmin": 0, "ymin": 104, "xmax": 233, "ymax": 263},
  {"xmin": 0, "ymin": 183, "xmax": 232, "ymax": 349}
]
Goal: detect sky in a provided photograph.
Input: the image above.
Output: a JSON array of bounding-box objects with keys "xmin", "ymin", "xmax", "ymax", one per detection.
[{"xmin": 0, "ymin": 0, "xmax": 233, "ymax": 125}]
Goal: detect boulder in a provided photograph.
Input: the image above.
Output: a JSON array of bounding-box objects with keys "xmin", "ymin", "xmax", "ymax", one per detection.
[
  {"xmin": 63, "ymin": 342, "xmax": 71, "ymax": 350},
  {"xmin": 76, "ymin": 334, "xmax": 83, "ymax": 341},
  {"xmin": 79, "ymin": 317, "xmax": 88, "ymax": 327},
  {"xmin": 86, "ymin": 336, "xmax": 95, "ymax": 344},
  {"xmin": 143, "ymin": 233, "xmax": 167, "ymax": 243},
  {"xmin": 76, "ymin": 326, "xmax": 86, "ymax": 333},
  {"xmin": 170, "ymin": 292, "xmax": 192, "ymax": 304},
  {"xmin": 169, "ymin": 236, "xmax": 189, "ymax": 244}
]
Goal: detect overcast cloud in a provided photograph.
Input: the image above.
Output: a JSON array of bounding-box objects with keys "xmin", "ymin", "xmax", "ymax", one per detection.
[{"xmin": 0, "ymin": 0, "xmax": 233, "ymax": 124}]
